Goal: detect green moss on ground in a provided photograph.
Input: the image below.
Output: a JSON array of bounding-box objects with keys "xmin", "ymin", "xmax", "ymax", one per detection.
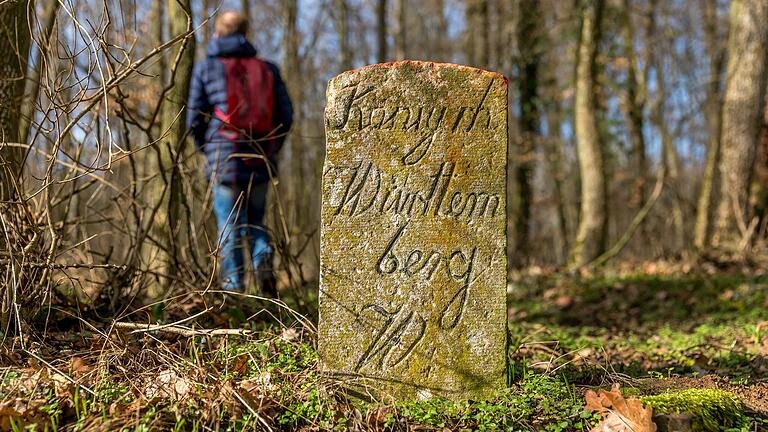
[{"xmin": 641, "ymin": 389, "xmax": 747, "ymax": 432}]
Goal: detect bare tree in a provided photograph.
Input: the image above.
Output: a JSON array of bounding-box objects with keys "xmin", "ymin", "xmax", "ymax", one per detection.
[
  {"xmin": 711, "ymin": 0, "xmax": 768, "ymax": 253},
  {"xmin": 394, "ymin": 0, "xmax": 406, "ymax": 60},
  {"xmin": 377, "ymin": 0, "xmax": 387, "ymax": 62},
  {"xmin": 569, "ymin": 0, "xmax": 607, "ymax": 268},
  {"xmin": 435, "ymin": 0, "xmax": 449, "ymax": 61},
  {"xmin": 153, "ymin": 0, "xmax": 166, "ymax": 83},
  {"xmin": 620, "ymin": 0, "xmax": 648, "ymax": 222},
  {"xmin": 335, "ymin": 0, "xmax": 352, "ymax": 71},
  {"xmin": 514, "ymin": 0, "xmax": 541, "ymax": 264},
  {"xmin": 648, "ymin": 0, "xmax": 685, "ymax": 253},
  {"xmin": 694, "ymin": 0, "xmax": 727, "ymax": 251},
  {"xmin": 465, "ymin": 0, "xmax": 490, "ymax": 67},
  {"xmin": 241, "ymin": 0, "xmax": 251, "ymax": 22},
  {"xmin": 19, "ymin": 0, "xmax": 60, "ymax": 144},
  {"xmin": 0, "ymin": 0, "xmax": 31, "ymax": 200},
  {"xmin": 202, "ymin": 0, "xmax": 211, "ymax": 46},
  {"xmin": 143, "ymin": 0, "xmax": 196, "ymax": 291},
  {"xmin": 0, "ymin": 0, "xmax": 32, "ymax": 331}
]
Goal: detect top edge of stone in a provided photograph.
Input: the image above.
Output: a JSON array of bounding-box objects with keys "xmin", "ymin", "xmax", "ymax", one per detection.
[{"xmin": 330, "ymin": 60, "xmax": 508, "ymax": 86}]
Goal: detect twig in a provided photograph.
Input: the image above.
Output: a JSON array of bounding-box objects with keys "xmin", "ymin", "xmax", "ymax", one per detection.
[
  {"xmin": 0, "ymin": 260, "xmax": 127, "ymax": 270},
  {"xmin": 113, "ymin": 322, "xmax": 253, "ymax": 337},
  {"xmin": 112, "ymin": 306, "xmax": 213, "ymax": 335}
]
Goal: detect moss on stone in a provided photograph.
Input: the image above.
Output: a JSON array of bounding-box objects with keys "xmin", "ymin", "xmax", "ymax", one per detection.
[
  {"xmin": 641, "ymin": 388, "xmax": 745, "ymax": 432},
  {"xmin": 320, "ymin": 61, "xmax": 509, "ymax": 401}
]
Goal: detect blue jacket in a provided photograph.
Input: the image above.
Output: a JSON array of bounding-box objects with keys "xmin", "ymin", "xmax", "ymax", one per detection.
[{"xmin": 187, "ymin": 34, "xmax": 293, "ymax": 184}]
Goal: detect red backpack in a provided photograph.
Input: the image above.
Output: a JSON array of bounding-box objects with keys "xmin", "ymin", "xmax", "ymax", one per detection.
[{"xmin": 214, "ymin": 57, "xmax": 275, "ymax": 136}]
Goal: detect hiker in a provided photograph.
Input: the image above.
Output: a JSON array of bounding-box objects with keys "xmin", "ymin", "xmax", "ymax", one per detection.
[{"xmin": 187, "ymin": 10, "xmax": 293, "ymax": 294}]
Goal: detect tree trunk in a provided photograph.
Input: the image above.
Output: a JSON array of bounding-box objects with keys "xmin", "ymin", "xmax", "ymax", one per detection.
[
  {"xmin": 153, "ymin": 0, "xmax": 166, "ymax": 82},
  {"xmin": 645, "ymin": 0, "xmax": 686, "ymax": 254},
  {"xmin": 241, "ymin": 0, "xmax": 251, "ymax": 23},
  {"xmin": 495, "ymin": 0, "xmax": 513, "ymax": 73},
  {"xmin": 540, "ymin": 7, "xmax": 571, "ymax": 264},
  {"xmin": 435, "ymin": 0, "xmax": 449, "ymax": 61},
  {"xmin": 144, "ymin": 0, "xmax": 195, "ymax": 292},
  {"xmin": 377, "ymin": 0, "xmax": 387, "ymax": 63},
  {"xmin": 282, "ymin": 0, "xmax": 308, "ymax": 234},
  {"xmin": 754, "ymin": 101, "xmax": 768, "ymax": 241},
  {"xmin": 202, "ymin": 0, "xmax": 211, "ymax": 45},
  {"xmin": 694, "ymin": 0, "xmax": 726, "ymax": 251},
  {"xmin": 569, "ymin": 0, "xmax": 607, "ymax": 268},
  {"xmin": 0, "ymin": 0, "xmax": 32, "ymax": 332},
  {"xmin": 513, "ymin": 0, "xmax": 541, "ymax": 265},
  {"xmin": 547, "ymin": 103, "xmax": 569, "ymax": 264},
  {"xmin": 335, "ymin": 0, "xmax": 352, "ymax": 71},
  {"xmin": 620, "ymin": 0, "xmax": 647, "ymax": 219},
  {"xmin": 465, "ymin": 0, "xmax": 490, "ymax": 68},
  {"xmin": 480, "ymin": 0, "xmax": 489, "ymax": 67},
  {"xmin": 651, "ymin": 45, "xmax": 685, "ymax": 255},
  {"xmin": 19, "ymin": 0, "xmax": 59, "ymax": 144},
  {"xmin": 394, "ymin": 0, "xmax": 406, "ymax": 60},
  {"xmin": 0, "ymin": 0, "xmax": 32, "ymax": 200},
  {"xmin": 711, "ymin": 0, "xmax": 768, "ymax": 252}
]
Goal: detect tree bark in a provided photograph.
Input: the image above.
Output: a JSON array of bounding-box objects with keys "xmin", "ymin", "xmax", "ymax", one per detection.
[
  {"xmin": 19, "ymin": 0, "xmax": 59, "ymax": 145},
  {"xmin": 569, "ymin": 0, "xmax": 607, "ymax": 268},
  {"xmin": 694, "ymin": 0, "xmax": 726, "ymax": 251},
  {"xmin": 0, "ymin": 0, "xmax": 32, "ymax": 200},
  {"xmin": 513, "ymin": 0, "xmax": 541, "ymax": 265},
  {"xmin": 711, "ymin": 0, "xmax": 768, "ymax": 252},
  {"xmin": 335, "ymin": 0, "xmax": 352, "ymax": 71},
  {"xmin": 377, "ymin": 0, "xmax": 387, "ymax": 63}
]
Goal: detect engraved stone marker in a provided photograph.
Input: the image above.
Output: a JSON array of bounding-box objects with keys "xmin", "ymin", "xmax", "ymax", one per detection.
[{"xmin": 319, "ymin": 61, "xmax": 508, "ymax": 401}]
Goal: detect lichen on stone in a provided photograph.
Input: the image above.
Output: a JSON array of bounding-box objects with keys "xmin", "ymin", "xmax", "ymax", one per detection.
[{"xmin": 318, "ymin": 61, "xmax": 509, "ymax": 401}]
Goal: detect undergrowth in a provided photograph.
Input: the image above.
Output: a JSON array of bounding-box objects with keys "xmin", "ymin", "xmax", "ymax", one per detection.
[{"xmin": 1, "ymin": 271, "xmax": 767, "ymax": 430}]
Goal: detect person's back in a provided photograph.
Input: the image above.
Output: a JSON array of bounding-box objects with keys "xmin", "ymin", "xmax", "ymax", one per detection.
[{"xmin": 187, "ymin": 10, "xmax": 293, "ymax": 293}]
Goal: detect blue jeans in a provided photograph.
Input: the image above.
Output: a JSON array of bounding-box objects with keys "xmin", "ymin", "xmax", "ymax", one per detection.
[{"xmin": 212, "ymin": 181, "xmax": 272, "ymax": 291}]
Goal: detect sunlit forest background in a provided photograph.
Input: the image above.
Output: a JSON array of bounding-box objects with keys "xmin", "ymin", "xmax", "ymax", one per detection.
[{"xmin": 4, "ymin": 0, "xmax": 765, "ymax": 319}]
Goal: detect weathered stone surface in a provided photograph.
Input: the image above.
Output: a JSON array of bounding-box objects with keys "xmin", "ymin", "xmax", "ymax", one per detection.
[{"xmin": 319, "ymin": 61, "xmax": 508, "ymax": 401}]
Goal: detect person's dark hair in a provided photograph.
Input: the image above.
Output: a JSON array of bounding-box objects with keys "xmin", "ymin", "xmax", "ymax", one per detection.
[{"xmin": 215, "ymin": 10, "xmax": 249, "ymax": 36}]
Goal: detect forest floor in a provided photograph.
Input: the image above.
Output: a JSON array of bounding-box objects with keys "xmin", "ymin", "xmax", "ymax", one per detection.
[{"xmin": 1, "ymin": 263, "xmax": 768, "ymax": 431}]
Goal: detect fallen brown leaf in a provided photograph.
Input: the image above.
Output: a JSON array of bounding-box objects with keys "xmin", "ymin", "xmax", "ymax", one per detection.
[
  {"xmin": 70, "ymin": 357, "xmax": 92, "ymax": 375},
  {"xmin": 584, "ymin": 384, "xmax": 656, "ymax": 432}
]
